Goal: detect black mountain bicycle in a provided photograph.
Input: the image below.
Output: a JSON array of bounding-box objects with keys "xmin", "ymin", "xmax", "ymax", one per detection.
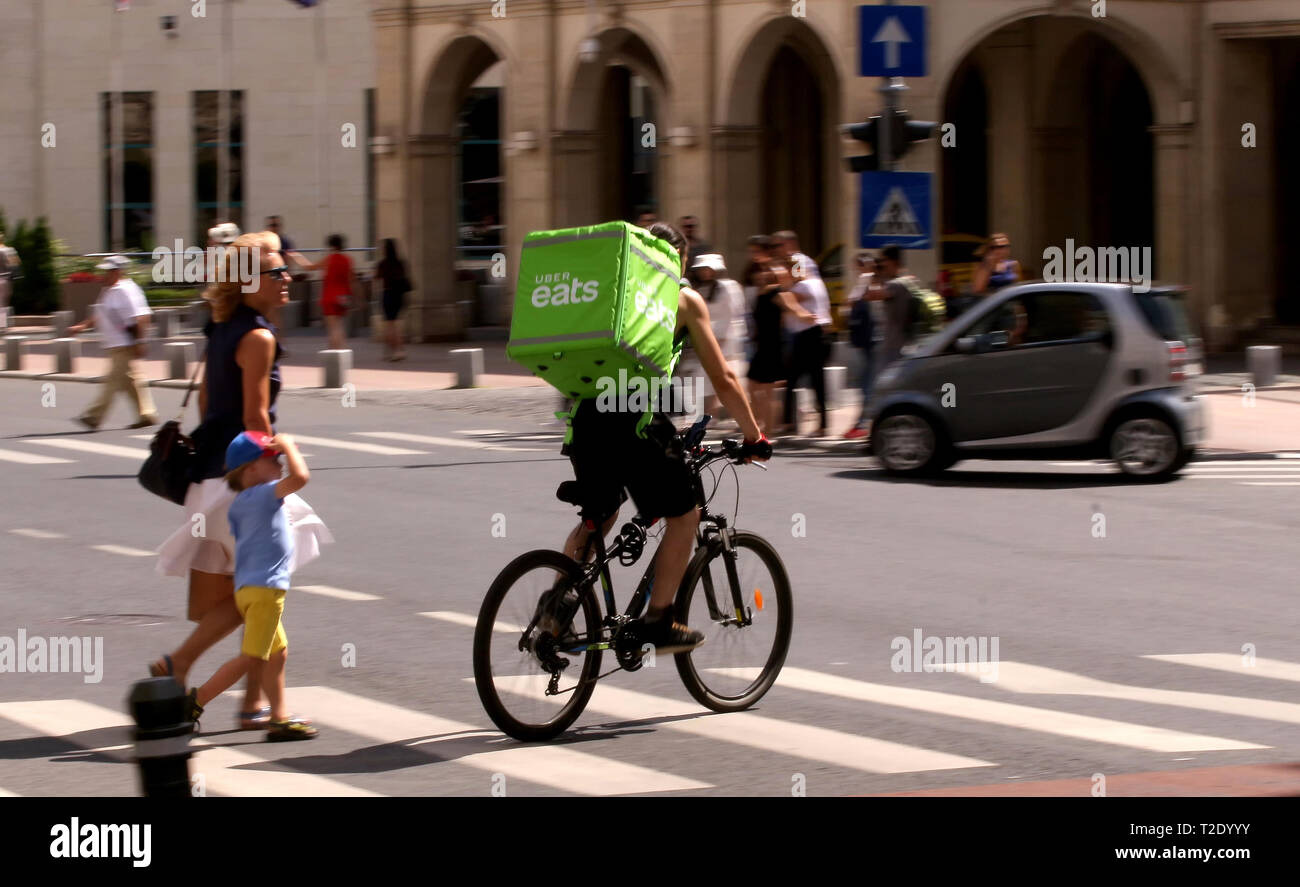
[{"xmin": 473, "ymin": 416, "xmax": 793, "ymax": 741}]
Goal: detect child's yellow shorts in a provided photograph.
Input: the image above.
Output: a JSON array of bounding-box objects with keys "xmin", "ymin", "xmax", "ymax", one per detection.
[{"xmin": 235, "ymin": 585, "xmax": 288, "ymax": 660}]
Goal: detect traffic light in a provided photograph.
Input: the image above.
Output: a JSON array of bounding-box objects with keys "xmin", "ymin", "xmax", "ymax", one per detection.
[
  {"xmin": 842, "ymin": 109, "xmax": 936, "ymax": 171},
  {"xmin": 892, "ymin": 111, "xmax": 936, "ymax": 162},
  {"xmin": 842, "ymin": 117, "xmax": 882, "ymax": 172}
]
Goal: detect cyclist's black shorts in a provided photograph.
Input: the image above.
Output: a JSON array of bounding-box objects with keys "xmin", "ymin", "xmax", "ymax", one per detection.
[{"xmin": 562, "ymin": 400, "xmax": 695, "ymax": 523}]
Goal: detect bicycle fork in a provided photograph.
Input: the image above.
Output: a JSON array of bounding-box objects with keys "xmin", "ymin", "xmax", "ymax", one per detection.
[{"xmin": 700, "ymin": 521, "xmax": 752, "ymax": 628}]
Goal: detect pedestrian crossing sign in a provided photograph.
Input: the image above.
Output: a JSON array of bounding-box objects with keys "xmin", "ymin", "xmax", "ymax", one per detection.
[{"xmin": 859, "ymin": 171, "xmax": 931, "ymax": 249}]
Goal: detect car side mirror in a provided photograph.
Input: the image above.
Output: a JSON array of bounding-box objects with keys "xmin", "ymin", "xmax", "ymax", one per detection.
[{"xmin": 986, "ymin": 330, "xmax": 1010, "ymax": 350}]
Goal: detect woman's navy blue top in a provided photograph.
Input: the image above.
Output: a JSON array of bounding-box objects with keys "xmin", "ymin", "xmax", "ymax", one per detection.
[{"xmin": 191, "ymin": 303, "xmax": 284, "ymax": 481}]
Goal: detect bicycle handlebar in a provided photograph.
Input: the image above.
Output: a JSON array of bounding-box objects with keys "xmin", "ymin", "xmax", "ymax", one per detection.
[{"xmin": 678, "ymin": 414, "xmax": 773, "ymax": 470}]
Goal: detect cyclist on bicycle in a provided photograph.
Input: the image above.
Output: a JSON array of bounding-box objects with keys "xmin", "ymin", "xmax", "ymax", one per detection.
[{"xmin": 558, "ymin": 222, "xmax": 771, "ymax": 653}]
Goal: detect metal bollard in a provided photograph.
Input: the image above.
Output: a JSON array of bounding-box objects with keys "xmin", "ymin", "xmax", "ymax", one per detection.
[
  {"xmin": 1247, "ymin": 345, "xmax": 1281, "ymax": 388},
  {"xmin": 321, "ymin": 348, "xmax": 351, "ymax": 388},
  {"xmin": 451, "ymin": 347, "xmax": 483, "ymax": 389},
  {"xmin": 127, "ymin": 677, "xmax": 194, "ymax": 798},
  {"xmin": 54, "ymin": 337, "xmax": 79, "ymax": 374},
  {"xmin": 154, "ymin": 308, "xmax": 175, "ymax": 339},
  {"xmin": 824, "ymin": 365, "xmax": 847, "ymax": 409},
  {"xmin": 52, "ymin": 310, "xmax": 75, "ymax": 338},
  {"xmin": 164, "ymin": 341, "xmax": 195, "ymax": 380},
  {"xmin": 3, "ymin": 335, "xmax": 25, "ymax": 371},
  {"xmin": 0, "ymin": 305, "xmax": 9, "ymax": 330}
]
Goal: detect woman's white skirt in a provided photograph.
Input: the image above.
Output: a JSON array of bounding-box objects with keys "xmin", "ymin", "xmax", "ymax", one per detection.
[{"xmin": 155, "ymin": 477, "xmax": 333, "ymax": 578}]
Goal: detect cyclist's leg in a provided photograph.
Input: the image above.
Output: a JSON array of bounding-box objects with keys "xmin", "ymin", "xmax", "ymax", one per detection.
[
  {"xmin": 647, "ymin": 507, "xmax": 700, "ymax": 614},
  {"xmin": 562, "ymin": 513, "xmax": 618, "ymax": 563}
]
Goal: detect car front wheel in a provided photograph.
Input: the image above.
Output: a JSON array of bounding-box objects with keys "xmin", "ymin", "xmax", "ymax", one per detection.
[
  {"xmin": 1109, "ymin": 415, "xmax": 1187, "ymax": 480},
  {"xmin": 873, "ymin": 411, "xmax": 948, "ymax": 476}
]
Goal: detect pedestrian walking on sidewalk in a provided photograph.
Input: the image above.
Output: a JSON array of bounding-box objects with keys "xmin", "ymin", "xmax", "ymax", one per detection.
[
  {"xmin": 778, "ymin": 255, "xmax": 833, "ymax": 437},
  {"xmin": 288, "ymin": 233, "xmax": 355, "ymax": 350},
  {"xmin": 66, "ymin": 256, "xmax": 158, "ymax": 431},
  {"xmin": 374, "ymin": 238, "xmax": 411, "ymax": 361},
  {"xmin": 153, "ymin": 230, "xmax": 332, "ymax": 731},
  {"xmin": 0, "ymin": 230, "xmax": 20, "ymax": 324},
  {"xmin": 183, "ymin": 431, "xmax": 318, "ymax": 741},
  {"xmin": 844, "ymin": 252, "xmax": 880, "ymax": 440},
  {"xmin": 868, "ymin": 245, "xmax": 914, "ymax": 370}
]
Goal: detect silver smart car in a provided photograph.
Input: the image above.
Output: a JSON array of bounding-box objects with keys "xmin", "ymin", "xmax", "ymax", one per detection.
[{"xmin": 868, "ymin": 283, "xmax": 1205, "ymax": 480}]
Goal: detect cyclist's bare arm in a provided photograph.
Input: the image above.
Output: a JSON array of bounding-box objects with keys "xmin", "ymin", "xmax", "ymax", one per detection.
[{"xmin": 678, "ymin": 288, "xmax": 763, "ymax": 442}]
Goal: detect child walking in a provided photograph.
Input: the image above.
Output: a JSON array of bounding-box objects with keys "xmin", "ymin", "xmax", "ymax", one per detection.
[{"xmin": 184, "ymin": 431, "xmax": 318, "ymax": 741}]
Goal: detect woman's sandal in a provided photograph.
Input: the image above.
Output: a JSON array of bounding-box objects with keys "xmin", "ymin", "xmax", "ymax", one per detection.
[
  {"xmin": 238, "ymin": 707, "xmax": 272, "ymax": 730},
  {"xmin": 266, "ymin": 717, "xmax": 318, "ymax": 742},
  {"xmin": 184, "ymin": 689, "xmax": 204, "ymax": 733}
]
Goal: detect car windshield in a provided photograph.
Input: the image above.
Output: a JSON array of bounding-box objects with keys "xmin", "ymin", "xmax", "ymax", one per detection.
[{"xmin": 1133, "ymin": 289, "xmax": 1195, "ymax": 342}]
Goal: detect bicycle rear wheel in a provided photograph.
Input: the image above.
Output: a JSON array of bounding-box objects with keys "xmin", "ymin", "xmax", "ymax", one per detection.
[
  {"xmin": 674, "ymin": 531, "xmax": 792, "ymax": 712},
  {"xmin": 473, "ymin": 550, "xmax": 603, "ymax": 741}
]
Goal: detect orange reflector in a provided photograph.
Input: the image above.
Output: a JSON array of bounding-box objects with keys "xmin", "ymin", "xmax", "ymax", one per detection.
[{"xmin": 754, "ymin": 589, "xmax": 764, "ymax": 610}]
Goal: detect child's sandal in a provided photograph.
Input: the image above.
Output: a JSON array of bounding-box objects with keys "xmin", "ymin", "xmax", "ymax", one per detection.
[{"xmin": 266, "ymin": 717, "xmax": 317, "ymax": 742}]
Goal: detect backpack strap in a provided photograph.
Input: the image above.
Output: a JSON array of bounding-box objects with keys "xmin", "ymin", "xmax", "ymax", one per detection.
[{"xmin": 557, "ymin": 397, "xmax": 582, "ymax": 446}]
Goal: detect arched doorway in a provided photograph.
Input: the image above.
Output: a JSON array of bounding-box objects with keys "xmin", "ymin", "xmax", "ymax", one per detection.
[
  {"xmin": 558, "ymin": 28, "xmax": 667, "ymax": 227},
  {"xmin": 941, "ymin": 60, "xmax": 988, "ymax": 241},
  {"xmin": 415, "ymin": 35, "xmax": 503, "ymax": 339},
  {"xmin": 1039, "ymin": 31, "xmax": 1154, "ymax": 265},
  {"xmin": 759, "ymin": 46, "xmax": 825, "ymax": 254},
  {"xmin": 720, "ymin": 17, "xmax": 839, "ymax": 268}
]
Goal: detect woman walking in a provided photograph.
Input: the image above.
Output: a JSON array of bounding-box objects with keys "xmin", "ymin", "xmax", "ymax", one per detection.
[
  {"xmin": 153, "ymin": 230, "xmax": 332, "ymax": 729},
  {"xmin": 374, "ymin": 238, "xmax": 411, "ymax": 361},
  {"xmin": 290, "ymin": 233, "xmax": 355, "ymax": 350},
  {"xmin": 971, "ymin": 232, "xmax": 1021, "ymax": 298},
  {"xmin": 746, "ymin": 251, "xmax": 815, "ymax": 436}
]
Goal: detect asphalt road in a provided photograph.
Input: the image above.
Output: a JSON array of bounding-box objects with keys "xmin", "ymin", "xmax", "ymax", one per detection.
[{"xmin": 1, "ymin": 377, "xmax": 1298, "ymax": 797}]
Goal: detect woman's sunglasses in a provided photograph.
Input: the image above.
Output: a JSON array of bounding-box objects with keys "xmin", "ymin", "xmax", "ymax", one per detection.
[{"xmin": 261, "ymin": 266, "xmax": 289, "ymax": 277}]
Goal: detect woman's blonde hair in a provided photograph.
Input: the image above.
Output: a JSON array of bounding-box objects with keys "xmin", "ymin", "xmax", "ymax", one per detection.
[
  {"xmin": 974, "ymin": 232, "xmax": 1011, "ymax": 259},
  {"xmin": 203, "ymin": 230, "xmax": 282, "ymax": 323}
]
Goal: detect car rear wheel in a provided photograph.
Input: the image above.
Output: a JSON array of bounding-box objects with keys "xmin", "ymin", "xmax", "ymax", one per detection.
[
  {"xmin": 1109, "ymin": 415, "xmax": 1185, "ymax": 480},
  {"xmin": 873, "ymin": 411, "xmax": 949, "ymax": 476}
]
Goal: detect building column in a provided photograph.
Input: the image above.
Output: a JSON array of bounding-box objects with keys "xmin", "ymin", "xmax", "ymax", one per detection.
[
  {"xmin": 1148, "ymin": 123, "xmax": 1193, "ymax": 290},
  {"xmin": 710, "ymin": 125, "xmax": 761, "ymax": 273},
  {"xmin": 977, "ymin": 33, "xmax": 1032, "ymax": 263},
  {"xmin": 408, "ymin": 133, "xmax": 459, "ymax": 341},
  {"xmin": 550, "ymin": 130, "xmax": 601, "ymax": 228}
]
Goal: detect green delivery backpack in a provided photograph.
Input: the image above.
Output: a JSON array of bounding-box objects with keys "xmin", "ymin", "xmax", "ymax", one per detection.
[{"xmin": 507, "ymin": 221, "xmax": 685, "ymax": 439}]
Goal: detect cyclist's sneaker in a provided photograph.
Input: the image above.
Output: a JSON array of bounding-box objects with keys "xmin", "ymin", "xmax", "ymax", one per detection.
[
  {"xmin": 639, "ymin": 617, "xmax": 705, "ymax": 654},
  {"xmin": 537, "ymin": 586, "xmax": 580, "ymax": 644}
]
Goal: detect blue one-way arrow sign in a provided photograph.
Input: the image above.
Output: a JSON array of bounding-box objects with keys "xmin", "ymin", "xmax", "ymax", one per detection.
[{"xmin": 859, "ymin": 5, "xmax": 926, "ymax": 78}]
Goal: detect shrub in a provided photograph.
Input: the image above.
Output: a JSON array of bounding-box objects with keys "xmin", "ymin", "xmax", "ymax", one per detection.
[{"xmin": 10, "ymin": 217, "xmax": 58, "ymax": 314}]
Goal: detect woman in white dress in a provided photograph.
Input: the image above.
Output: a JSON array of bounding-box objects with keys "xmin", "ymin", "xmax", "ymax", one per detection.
[{"xmin": 152, "ymin": 231, "xmax": 331, "ymax": 729}]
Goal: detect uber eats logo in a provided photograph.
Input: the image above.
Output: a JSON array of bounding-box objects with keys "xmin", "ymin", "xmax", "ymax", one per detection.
[
  {"xmin": 634, "ymin": 284, "xmax": 674, "ymax": 334},
  {"xmin": 530, "ymin": 271, "xmax": 599, "ymax": 307}
]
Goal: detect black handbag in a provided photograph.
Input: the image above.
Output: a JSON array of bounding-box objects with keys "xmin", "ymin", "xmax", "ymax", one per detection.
[{"xmin": 138, "ymin": 349, "xmax": 204, "ymax": 505}]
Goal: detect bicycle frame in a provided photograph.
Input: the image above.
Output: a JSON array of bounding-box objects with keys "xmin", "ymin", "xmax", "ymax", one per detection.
[{"xmin": 550, "ymin": 440, "xmax": 753, "ymax": 658}]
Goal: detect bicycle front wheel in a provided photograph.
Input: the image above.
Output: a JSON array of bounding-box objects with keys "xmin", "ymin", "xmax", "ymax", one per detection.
[
  {"xmin": 674, "ymin": 531, "xmax": 793, "ymax": 712},
  {"xmin": 473, "ymin": 550, "xmax": 603, "ymax": 741}
]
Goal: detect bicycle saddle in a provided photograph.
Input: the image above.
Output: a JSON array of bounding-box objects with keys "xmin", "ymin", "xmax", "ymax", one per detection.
[{"xmin": 555, "ymin": 480, "xmax": 584, "ymax": 506}]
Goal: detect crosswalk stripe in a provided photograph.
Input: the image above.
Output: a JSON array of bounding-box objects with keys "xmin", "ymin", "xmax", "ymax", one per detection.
[
  {"xmin": 713, "ymin": 666, "xmax": 1263, "ymax": 753},
  {"xmin": 24, "ymin": 438, "xmax": 148, "ymax": 459},
  {"xmin": 950, "ymin": 661, "xmax": 1300, "ymax": 725},
  {"xmin": 290, "ymin": 686, "xmax": 710, "ymax": 795},
  {"xmin": 91, "ymin": 544, "xmax": 156, "ymax": 557},
  {"xmin": 294, "ymin": 584, "xmax": 381, "ymax": 602},
  {"xmin": 0, "ymin": 699, "xmax": 380, "ymax": 797},
  {"xmin": 290, "ymin": 434, "xmax": 426, "ymax": 456},
  {"xmin": 419, "ymin": 610, "xmax": 524, "ymax": 634},
  {"xmin": 355, "ymin": 431, "xmax": 550, "ymax": 453},
  {"xmin": 9, "ymin": 528, "xmax": 66, "ymax": 539},
  {"xmin": 1144, "ymin": 653, "xmax": 1300, "ymax": 683},
  {"xmin": 487, "ymin": 676, "xmax": 993, "ymax": 774},
  {"xmin": 1240, "ymin": 482, "xmax": 1300, "ymax": 486},
  {"xmin": 0, "ymin": 787, "xmax": 18, "ymax": 797},
  {"xmin": 1189, "ymin": 474, "xmax": 1300, "ymax": 480},
  {"xmin": 1184, "ymin": 465, "xmax": 1300, "ymax": 472},
  {"xmin": 0, "ymin": 448, "xmax": 73, "ymax": 464}
]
